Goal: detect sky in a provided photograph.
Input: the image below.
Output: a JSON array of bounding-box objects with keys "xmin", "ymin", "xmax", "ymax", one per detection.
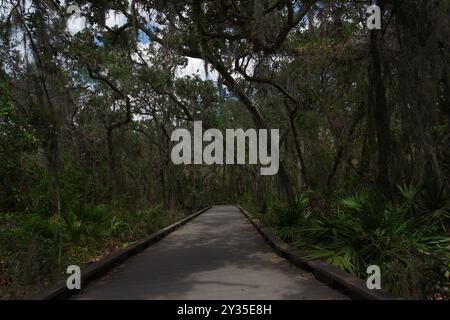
[{"xmin": 67, "ymin": 9, "xmax": 218, "ymax": 82}]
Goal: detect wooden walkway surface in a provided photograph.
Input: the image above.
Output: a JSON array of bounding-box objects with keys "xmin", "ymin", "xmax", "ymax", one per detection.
[{"xmin": 74, "ymin": 205, "xmax": 348, "ymax": 300}]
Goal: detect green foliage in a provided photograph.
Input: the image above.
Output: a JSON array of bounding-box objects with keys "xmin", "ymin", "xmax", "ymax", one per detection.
[
  {"xmin": 0, "ymin": 201, "xmax": 186, "ymax": 299},
  {"xmin": 64, "ymin": 204, "xmax": 111, "ymax": 243},
  {"xmin": 0, "ymin": 212, "xmax": 59, "ymax": 284},
  {"xmin": 1, "ymin": 0, "xmax": 449, "ymax": 301},
  {"xmin": 268, "ymin": 186, "xmax": 450, "ymax": 299},
  {"xmin": 123, "ymin": 203, "xmax": 184, "ymax": 239},
  {"xmin": 266, "ymin": 194, "xmax": 312, "ymax": 242},
  {"xmin": 0, "ymin": 80, "xmax": 40, "ymax": 211}
]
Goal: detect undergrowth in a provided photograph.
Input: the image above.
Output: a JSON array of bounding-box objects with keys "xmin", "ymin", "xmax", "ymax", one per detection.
[
  {"xmin": 259, "ymin": 184, "xmax": 450, "ymax": 299},
  {"xmin": 0, "ymin": 203, "xmax": 184, "ymax": 299}
]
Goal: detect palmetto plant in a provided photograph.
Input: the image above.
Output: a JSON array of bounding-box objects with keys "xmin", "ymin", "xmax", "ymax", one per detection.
[
  {"xmin": 64, "ymin": 204, "xmax": 112, "ymax": 243},
  {"xmin": 277, "ymin": 185, "xmax": 450, "ymax": 297},
  {"xmin": 269, "ymin": 194, "xmax": 312, "ymax": 242},
  {"xmin": 110, "ymin": 215, "xmax": 126, "ymax": 237}
]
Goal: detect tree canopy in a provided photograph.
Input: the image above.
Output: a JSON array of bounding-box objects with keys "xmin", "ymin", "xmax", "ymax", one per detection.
[{"xmin": 0, "ymin": 0, "xmax": 449, "ymax": 299}]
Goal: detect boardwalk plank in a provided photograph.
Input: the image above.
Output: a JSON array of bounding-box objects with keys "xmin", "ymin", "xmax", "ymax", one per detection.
[{"xmin": 74, "ymin": 205, "xmax": 348, "ymax": 300}]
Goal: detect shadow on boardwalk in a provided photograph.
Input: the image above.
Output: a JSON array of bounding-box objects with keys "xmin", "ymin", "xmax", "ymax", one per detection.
[{"xmin": 74, "ymin": 206, "xmax": 349, "ymax": 300}]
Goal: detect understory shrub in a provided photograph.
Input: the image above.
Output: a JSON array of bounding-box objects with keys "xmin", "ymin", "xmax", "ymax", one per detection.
[
  {"xmin": 268, "ymin": 184, "xmax": 450, "ymax": 299},
  {"xmin": 0, "ymin": 202, "xmax": 186, "ymax": 299}
]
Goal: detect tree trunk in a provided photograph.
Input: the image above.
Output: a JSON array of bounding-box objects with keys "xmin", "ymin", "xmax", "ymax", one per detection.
[
  {"xmin": 287, "ymin": 107, "xmax": 308, "ymax": 188},
  {"xmin": 369, "ymin": 27, "xmax": 392, "ymax": 198},
  {"xmin": 210, "ymin": 57, "xmax": 295, "ymax": 204}
]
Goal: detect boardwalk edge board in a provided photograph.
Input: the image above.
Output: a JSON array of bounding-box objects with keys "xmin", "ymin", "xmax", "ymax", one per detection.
[
  {"xmin": 236, "ymin": 205, "xmax": 401, "ymax": 301},
  {"xmin": 30, "ymin": 206, "xmax": 212, "ymax": 300}
]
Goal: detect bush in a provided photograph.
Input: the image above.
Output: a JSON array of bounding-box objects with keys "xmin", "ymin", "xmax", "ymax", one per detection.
[
  {"xmin": 265, "ymin": 193, "xmax": 312, "ymax": 242},
  {"xmin": 0, "ymin": 202, "xmax": 186, "ymax": 299},
  {"xmin": 269, "ymin": 184, "xmax": 450, "ymax": 299},
  {"xmin": 0, "ymin": 212, "xmax": 59, "ymax": 286}
]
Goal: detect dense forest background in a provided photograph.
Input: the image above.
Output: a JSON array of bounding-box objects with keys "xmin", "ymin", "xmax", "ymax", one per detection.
[{"xmin": 0, "ymin": 0, "xmax": 449, "ymax": 299}]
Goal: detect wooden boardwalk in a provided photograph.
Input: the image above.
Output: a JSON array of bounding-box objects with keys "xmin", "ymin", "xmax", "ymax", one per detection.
[{"xmin": 74, "ymin": 205, "xmax": 348, "ymax": 300}]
